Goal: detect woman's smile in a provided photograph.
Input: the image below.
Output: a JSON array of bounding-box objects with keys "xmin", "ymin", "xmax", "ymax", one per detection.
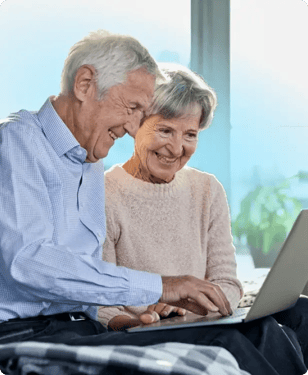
[{"xmin": 154, "ymin": 151, "xmax": 179, "ymax": 165}]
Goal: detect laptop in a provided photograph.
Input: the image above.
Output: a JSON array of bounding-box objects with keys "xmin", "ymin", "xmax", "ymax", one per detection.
[{"xmin": 127, "ymin": 209, "xmax": 308, "ymax": 333}]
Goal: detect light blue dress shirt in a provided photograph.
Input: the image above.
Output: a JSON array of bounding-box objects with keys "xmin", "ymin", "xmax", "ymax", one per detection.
[{"xmin": 0, "ymin": 98, "xmax": 162, "ymax": 323}]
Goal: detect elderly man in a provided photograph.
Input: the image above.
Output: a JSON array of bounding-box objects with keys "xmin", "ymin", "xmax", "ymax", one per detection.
[
  {"xmin": 0, "ymin": 29, "xmax": 231, "ymax": 343},
  {"xmin": 1, "ymin": 31, "xmax": 307, "ymax": 375}
]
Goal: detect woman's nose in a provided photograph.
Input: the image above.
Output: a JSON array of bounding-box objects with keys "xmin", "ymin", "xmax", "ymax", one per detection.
[{"xmin": 169, "ymin": 136, "xmax": 184, "ymax": 157}]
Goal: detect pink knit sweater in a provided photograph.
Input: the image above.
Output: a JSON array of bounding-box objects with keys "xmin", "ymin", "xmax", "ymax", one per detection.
[{"xmin": 98, "ymin": 164, "xmax": 243, "ymax": 327}]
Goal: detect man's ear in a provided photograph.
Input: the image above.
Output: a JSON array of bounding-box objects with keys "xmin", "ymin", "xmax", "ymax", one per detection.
[{"xmin": 73, "ymin": 65, "xmax": 97, "ymax": 101}]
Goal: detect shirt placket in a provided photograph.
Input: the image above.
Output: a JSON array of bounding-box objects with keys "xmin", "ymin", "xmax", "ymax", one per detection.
[{"xmin": 78, "ymin": 162, "xmax": 106, "ymax": 246}]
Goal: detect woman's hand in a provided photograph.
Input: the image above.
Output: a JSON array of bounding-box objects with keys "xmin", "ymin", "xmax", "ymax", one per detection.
[
  {"xmin": 142, "ymin": 303, "xmax": 186, "ymax": 320},
  {"xmin": 108, "ymin": 311, "xmax": 160, "ymax": 331},
  {"xmin": 108, "ymin": 304, "xmax": 186, "ymax": 331}
]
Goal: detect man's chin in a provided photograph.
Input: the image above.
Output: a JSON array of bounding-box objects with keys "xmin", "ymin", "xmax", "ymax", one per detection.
[
  {"xmin": 85, "ymin": 153, "xmax": 101, "ymax": 163},
  {"xmin": 87, "ymin": 148, "xmax": 111, "ymax": 162}
]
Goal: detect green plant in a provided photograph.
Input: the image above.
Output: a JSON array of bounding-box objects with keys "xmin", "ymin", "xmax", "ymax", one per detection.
[{"xmin": 232, "ymin": 174, "xmax": 303, "ymax": 256}]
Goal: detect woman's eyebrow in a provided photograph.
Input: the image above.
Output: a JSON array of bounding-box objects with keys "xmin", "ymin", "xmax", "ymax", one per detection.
[
  {"xmin": 185, "ymin": 129, "xmax": 198, "ymax": 133},
  {"xmin": 155, "ymin": 123, "xmax": 198, "ymax": 133},
  {"xmin": 155, "ymin": 123, "xmax": 175, "ymax": 129}
]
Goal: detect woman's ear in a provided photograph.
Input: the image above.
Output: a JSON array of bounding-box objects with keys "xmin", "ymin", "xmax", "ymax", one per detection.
[
  {"xmin": 73, "ymin": 65, "xmax": 97, "ymax": 102},
  {"xmin": 203, "ymin": 111, "xmax": 213, "ymax": 129}
]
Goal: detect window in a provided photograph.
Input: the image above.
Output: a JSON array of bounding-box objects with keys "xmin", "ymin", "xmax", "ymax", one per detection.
[
  {"xmin": 230, "ymin": 0, "xmax": 308, "ymax": 270},
  {"xmin": 190, "ymin": 0, "xmax": 308, "ymax": 272},
  {"xmin": 231, "ymin": 0, "xmax": 308, "ymax": 218}
]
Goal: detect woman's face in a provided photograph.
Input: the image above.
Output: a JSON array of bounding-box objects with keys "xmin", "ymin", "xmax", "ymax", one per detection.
[{"xmin": 134, "ymin": 106, "xmax": 201, "ymax": 183}]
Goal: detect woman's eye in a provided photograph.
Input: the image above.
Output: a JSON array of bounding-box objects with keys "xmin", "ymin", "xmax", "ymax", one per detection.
[
  {"xmin": 159, "ymin": 128, "xmax": 171, "ymax": 134},
  {"xmin": 187, "ymin": 133, "xmax": 197, "ymax": 139}
]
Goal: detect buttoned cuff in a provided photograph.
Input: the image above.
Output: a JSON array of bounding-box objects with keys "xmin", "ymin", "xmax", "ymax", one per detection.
[{"xmin": 125, "ymin": 268, "xmax": 162, "ymax": 307}]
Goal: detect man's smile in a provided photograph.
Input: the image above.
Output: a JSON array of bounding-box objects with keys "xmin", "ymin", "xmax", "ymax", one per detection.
[{"xmin": 108, "ymin": 130, "xmax": 119, "ymax": 141}]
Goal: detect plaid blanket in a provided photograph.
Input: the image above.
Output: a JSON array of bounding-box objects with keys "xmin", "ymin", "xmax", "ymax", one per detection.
[{"xmin": 0, "ymin": 341, "xmax": 250, "ymax": 375}]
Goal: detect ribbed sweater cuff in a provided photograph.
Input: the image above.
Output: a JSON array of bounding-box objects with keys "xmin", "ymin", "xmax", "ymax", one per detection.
[
  {"xmin": 97, "ymin": 306, "xmax": 137, "ymax": 328},
  {"xmin": 126, "ymin": 268, "xmax": 162, "ymax": 306}
]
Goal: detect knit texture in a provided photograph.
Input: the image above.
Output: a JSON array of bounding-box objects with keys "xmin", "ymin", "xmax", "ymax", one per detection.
[{"xmin": 98, "ymin": 164, "xmax": 243, "ymax": 327}]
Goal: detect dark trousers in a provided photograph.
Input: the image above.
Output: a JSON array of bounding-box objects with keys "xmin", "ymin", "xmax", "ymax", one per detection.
[
  {"xmin": 0, "ymin": 304, "xmax": 307, "ymax": 375},
  {"xmin": 273, "ymin": 297, "xmax": 308, "ymax": 368}
]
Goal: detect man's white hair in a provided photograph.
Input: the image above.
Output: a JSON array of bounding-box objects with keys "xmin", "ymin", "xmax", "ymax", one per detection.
[{"xmin": 60, "ymin": 29, "xmax": 162, "ymax": 99}]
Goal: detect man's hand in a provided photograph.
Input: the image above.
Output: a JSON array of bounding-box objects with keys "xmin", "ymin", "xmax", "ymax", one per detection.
[
  {"xmin": 108, "ymin": 276, "xmax": 232, "ymax": 331},
  {"xmin": 160, "ymin": 275, "xmax": 232, "ymax": 317}
]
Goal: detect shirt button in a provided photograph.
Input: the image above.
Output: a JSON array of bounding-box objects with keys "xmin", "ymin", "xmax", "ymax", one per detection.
[
  {"xmin": 141, "ymin": 295, "xmax": 147, "ymax": 305},
  {"xmin": 76, "ymin": 149, "xmax": 83, "ymax": 155},
  {"xmin": 97, "ymin": 232, "xmax": 102, "ymax": 237}
]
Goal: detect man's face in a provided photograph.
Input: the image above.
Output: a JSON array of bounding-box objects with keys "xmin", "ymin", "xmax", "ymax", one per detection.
[{"xmin": 77, "ymin": 68, "xmax": 155, "ymax": 163}]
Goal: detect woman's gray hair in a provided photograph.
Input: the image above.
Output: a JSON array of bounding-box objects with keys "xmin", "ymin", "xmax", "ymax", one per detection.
[
  {"xmin": 150, "ymin": 63, "xmax": 217, "ymax": 130},
  {"xmin": 60, "ymin": 29, "xmax": 163, "ymax": 100}
]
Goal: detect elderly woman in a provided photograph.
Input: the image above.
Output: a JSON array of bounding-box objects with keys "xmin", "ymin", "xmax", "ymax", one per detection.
[
  {"xmin": 98, "ymin": 64, "xmax": 307, "ymax": 375},
  {"xmin": 99, "ymin": 64, "xmax": 241, "ymax": 326}
]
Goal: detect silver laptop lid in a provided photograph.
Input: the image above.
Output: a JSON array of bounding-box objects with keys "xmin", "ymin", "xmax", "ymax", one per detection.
[
  {"xmin": 246, "ymin": 209, "xmax": 308, "ymax": 322},
  {"xmin": 127, "ymin": 210, "xmax": 308, "ymax": 332}
]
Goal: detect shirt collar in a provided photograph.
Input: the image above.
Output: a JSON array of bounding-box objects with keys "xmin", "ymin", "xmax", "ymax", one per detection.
[{"xmin": 37, "ymin": 97, "xmax": 83, "ymax": 158}]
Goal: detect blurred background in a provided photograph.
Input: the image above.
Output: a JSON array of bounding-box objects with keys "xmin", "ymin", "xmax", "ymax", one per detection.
[{"xmin": 1, "ymin": 0, "xmax": 307, "ymax": 275}]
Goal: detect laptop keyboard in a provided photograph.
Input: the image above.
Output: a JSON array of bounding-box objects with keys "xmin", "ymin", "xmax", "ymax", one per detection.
[{"xmin": 230, "ymin": 308, "xmax": 249, "ymax": 318}]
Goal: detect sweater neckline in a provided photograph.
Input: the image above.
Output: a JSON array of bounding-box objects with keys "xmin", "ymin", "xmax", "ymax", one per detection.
[{"xmin": 107, "ymin": 164, "xmax": 188, "ymax": 199}]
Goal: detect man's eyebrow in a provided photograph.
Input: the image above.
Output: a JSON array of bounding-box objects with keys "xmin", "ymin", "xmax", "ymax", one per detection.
[{"xmin": 129, "ymin": 101, "xmax": 144, "ymax": 109}]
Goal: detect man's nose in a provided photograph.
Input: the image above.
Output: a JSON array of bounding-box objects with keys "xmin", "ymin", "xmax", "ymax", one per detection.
[{"xmin": 124, "ymin": 111, "xmax": 143, "ymax": 138}]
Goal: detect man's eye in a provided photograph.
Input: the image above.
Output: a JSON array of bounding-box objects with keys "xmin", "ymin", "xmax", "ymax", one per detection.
[
  {"xmin": 127, "ymin": 107, "xmax": 138, "ymax": 115},
  {"xmin": 127, "ymin": 108, "xmax": 135, "ymax": 115}
]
